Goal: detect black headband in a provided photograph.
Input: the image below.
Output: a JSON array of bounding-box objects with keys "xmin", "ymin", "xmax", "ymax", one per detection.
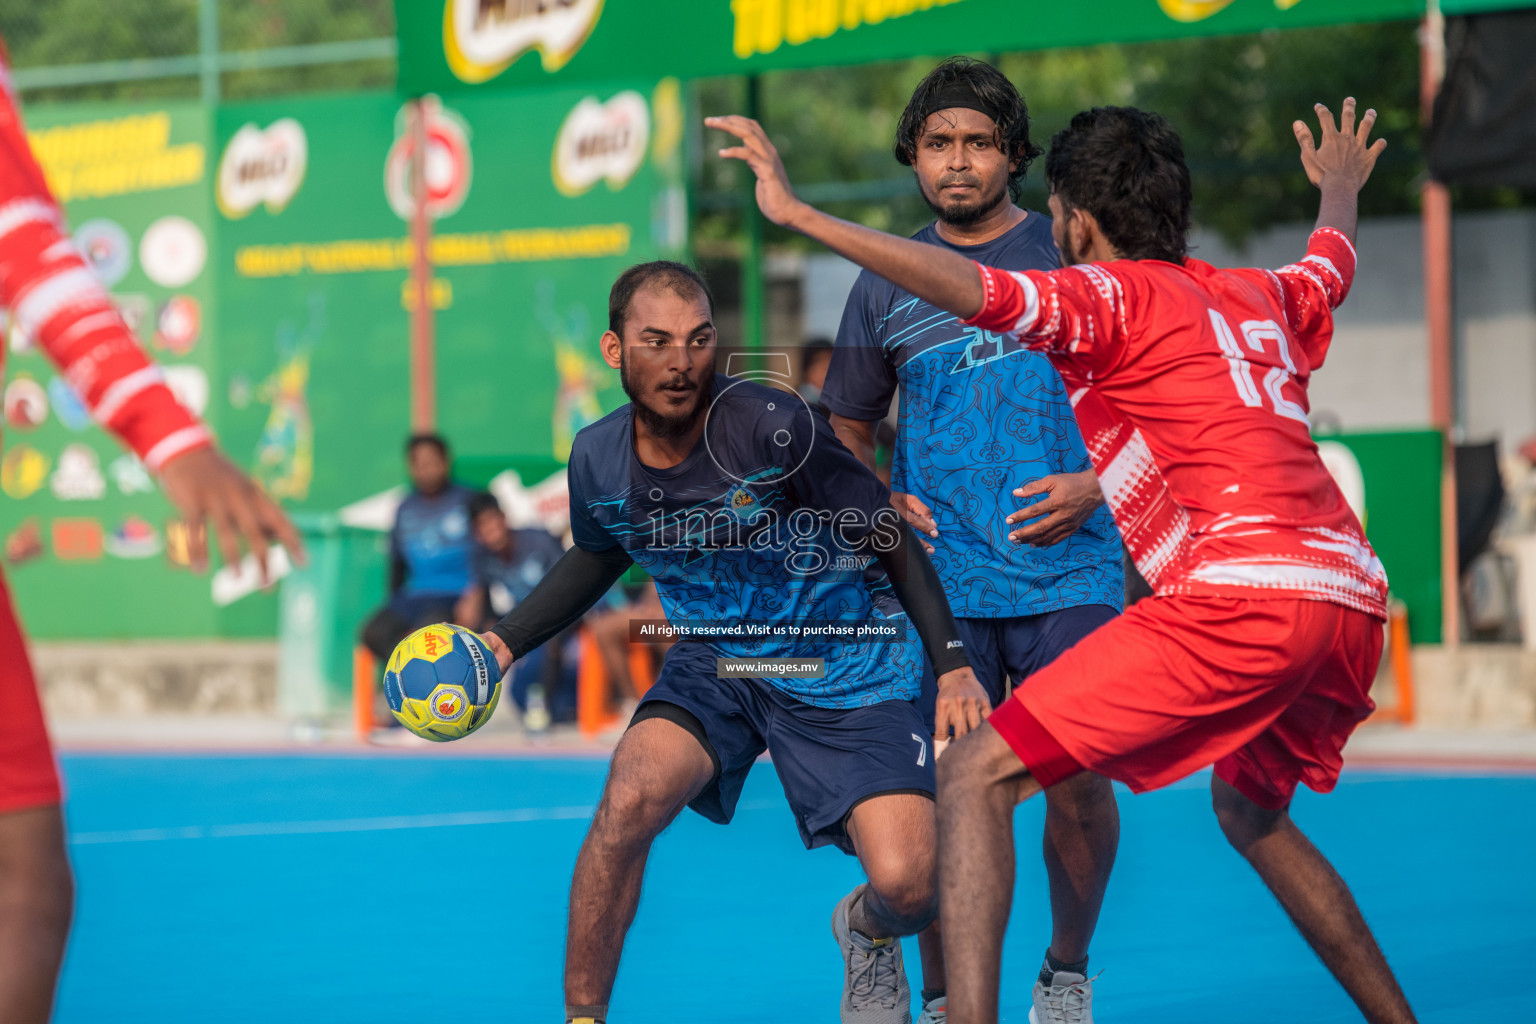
[{"xmin": 920, "ymin": 82, "xmax": 1004, "ymax": 127}]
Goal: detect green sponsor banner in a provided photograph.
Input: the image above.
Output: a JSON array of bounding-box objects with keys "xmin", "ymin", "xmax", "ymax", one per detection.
[
  {"xmin": 0, "ymin": 101, "xmax": 256, "ymax": 640},
  {"xmin": 396, "ymin": 0, "xmax": 1428, "ymax": 95},
  {"xmin": 1323, "ymin": 429, "xmax": 1443, "ymax": 644},
  {"xmin": 216, "ymin": 83, "xmax": 683, "ymax": 519}
]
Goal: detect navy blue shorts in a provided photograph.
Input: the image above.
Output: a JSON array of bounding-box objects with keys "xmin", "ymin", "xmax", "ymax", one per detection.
[
  {"xmin": 632, "ymin": 641, "xmax": 934, "ymax": 856},
  {"xmin": 920, "ymin": 604, "xmax": 1119, "ymax": 730}
]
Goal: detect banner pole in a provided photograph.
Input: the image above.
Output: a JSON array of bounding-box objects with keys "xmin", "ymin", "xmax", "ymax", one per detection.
[
  {"xmin": 409, "ymin": 98, "xmax": 436, "ymax": 432},
  {"xmin": 740, "ymin": 74, "xmax": 765, "ymax": 362},
  {"xmin": 1421, "ymin": 0, "xmax": 1457, "ymax": 648}
]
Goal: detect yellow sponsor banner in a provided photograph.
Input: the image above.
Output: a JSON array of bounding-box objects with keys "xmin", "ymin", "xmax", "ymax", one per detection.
[
  {"xmin": 28, "ymin": 112, "xmax": 204, "ymax": 202},
  {"xmin": 234, "ymin": 223, "xmax": 632, "ymax": 278},
  {"xmin": 732, "ymin": 0, "xmax": 970, "ymax": 59}
]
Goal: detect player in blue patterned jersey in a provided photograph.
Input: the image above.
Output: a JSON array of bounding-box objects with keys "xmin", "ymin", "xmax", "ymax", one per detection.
[
  {"xmin": 478, "ymin": 261, "xmax": 985, "ymax": 1024},
  {"xmin": 819, "ymin": 59, "xmax": 1125, "ymax": 1024}
]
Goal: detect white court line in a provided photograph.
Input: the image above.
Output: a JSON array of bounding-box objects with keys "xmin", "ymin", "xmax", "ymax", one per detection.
[
  {"xmin": 69, "ymin": 805, "xmax": 596, "ymax": 846},
  {"xmin": 68, "ymin": 798, "xmax": 785, "ymax": 847}
]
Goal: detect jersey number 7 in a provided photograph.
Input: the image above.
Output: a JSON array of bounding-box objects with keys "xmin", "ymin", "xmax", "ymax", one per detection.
[{"xmin": 1208, "ymin": 309, "xmax": 1309, "ymax": 426}]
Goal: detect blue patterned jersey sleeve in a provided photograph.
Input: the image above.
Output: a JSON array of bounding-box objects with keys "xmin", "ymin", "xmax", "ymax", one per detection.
[{"xmin": 823, "ymin": 271, "xmax": 898, "ymax": 422}]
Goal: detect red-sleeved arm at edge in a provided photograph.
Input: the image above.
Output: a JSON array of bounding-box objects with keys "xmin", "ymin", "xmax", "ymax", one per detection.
[
  {"xmin": 1273, "ymin": 227, "xmax": 1357, "ymax": 372},
  {"xmin": 961, "ymin": 260, "xmax": 1130, "ymax": 378},
  {"xmin": 0, "ymin": 65, "xmax": 210, "ymax": 471}
]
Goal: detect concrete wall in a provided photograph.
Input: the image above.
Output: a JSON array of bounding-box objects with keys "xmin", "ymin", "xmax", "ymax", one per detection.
[
  {"xmin": 802, "ymin": 209, "xmax": 1536, "ymax": 451},
  {"xmin": 33, "ymin": 642, "xmax": 277, "ymax": 718}
]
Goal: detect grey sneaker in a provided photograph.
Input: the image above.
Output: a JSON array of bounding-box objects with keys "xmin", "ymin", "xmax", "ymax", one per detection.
[
  {"xmin": 831, "ymin": 887, "xmax": 911, "ymax": 1023},
  {"xmin": 1029, "ymin": 970, "xmax": 1094, "ymax": 1024},
  {"xmin": 914, "ymin": 994, "xmax": 947, "ymax": 1023}
]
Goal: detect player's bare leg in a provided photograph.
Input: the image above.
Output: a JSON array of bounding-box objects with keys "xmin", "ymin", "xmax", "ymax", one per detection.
[
  {"xmin": 563, "ymin": 718, "xmax": 714, "ymax": 1017},
  {"xmin": 1212, "ymin": 777, "xmax": 1418, "ymax": 1024},
  {"xmin": 0, "ymin": 805, "xmax": 73, "ymax": 1024},
  {"xmin": 845, "ymin": 793, "xmax": 940, "ymax": 937},
  {"xmin": 1040, "ymin": 771, "xmax": 1118, "ymax": 963},
  {"xmin": 917, "ymin": 770, "xmax": 1116, "ymax": 1017},
  {"xmin": 935, "ymin": 723, "xmax": 1042, "ymax": 1024},
  {"xmin": 836, "ymin": 793, "xmax": 939, "ymax": 1020}
]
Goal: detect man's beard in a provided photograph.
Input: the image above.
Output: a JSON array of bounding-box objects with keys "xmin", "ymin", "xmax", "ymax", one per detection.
[
  {"xmin": 621, "ymin": 355, "xmax": 714, "ymax": 440},
  {"xmin": 921, "ymin": 173, "xmax": 1010, "ymax": 228}
]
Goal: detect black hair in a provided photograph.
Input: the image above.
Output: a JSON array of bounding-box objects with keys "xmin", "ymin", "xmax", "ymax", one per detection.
[
  {"xmin": 405, "ymin": 432, "xmax": 449, "ymax": 458},
  {"xmin": 608, "ymin": 260, "xmax": 714, "ymax": 337},
  {"xmin": 1044, "ymin": 107, "xmax": 1192, "ymax": 265},
  {"xmin": 801, "ymin": 337, "xmax": 833, "ymax": 374},
  {"xmin": 894, "ymin": 56, "xmax": 1043, "ymax": 203},
  {"xmin": 467, "ymin": 491, "xmax": 502, "ymax": 520}
]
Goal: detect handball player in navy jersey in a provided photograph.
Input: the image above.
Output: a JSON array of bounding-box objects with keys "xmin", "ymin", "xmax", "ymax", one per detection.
[{"xmin": 479, "ymin": 261, "xmax": 982, "ymax": 1024}]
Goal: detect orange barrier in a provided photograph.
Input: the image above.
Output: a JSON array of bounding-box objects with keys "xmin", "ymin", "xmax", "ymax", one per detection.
[
  {"xmin": 1388, "ymin": 601, "xmax": 1415, "ymax": 724},
  {"xmin": 628, "ymin": 641, "xmax": 656, "ymax": 698},
  {"xmin": 576, "ymin": 624, "xmax": 658, "ymax": 737},
  {"xmin": 1367, "ymin": 600, "xmax": 1416, "ymax": 726},
  {"xmin": 577, "ymin": 627, "xmax": 619, "ymax": 737},
  {"xmin": 353, "ymin": 645, "xmax": 377, "ymax": 742}
]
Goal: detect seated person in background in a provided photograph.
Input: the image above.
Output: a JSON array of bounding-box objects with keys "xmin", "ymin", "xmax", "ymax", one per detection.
[
  {"xmin": 360, "ymin": 433, "xmax": 473, "ymax": 663},
  {"xmin": 456, "ymin": 490, "xmax": 578, "ymax": 727}
]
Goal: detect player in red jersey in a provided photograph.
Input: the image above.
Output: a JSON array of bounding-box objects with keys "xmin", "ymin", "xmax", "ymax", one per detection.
[
  {"xmin": 0, "ymin": 50, "xmax": 302, "ymax": 1023},
  {"xmin": 710, "ymin": 97, "xmax": 1417, "ymax": 1024}
]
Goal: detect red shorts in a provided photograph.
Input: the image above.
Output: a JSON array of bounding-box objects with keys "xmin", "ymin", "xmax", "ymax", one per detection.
[
  {"xmin": 988, "ymin": 596, "xmax": 1383, "ymax": 810},
  {"xmin": 0, "ymin": 572, "xmax": 62, "ymax": 813}
]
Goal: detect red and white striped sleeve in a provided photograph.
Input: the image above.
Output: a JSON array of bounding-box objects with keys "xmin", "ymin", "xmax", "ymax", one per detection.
[
  {"xmin": 1271, "ymin": 227, "xmax": 1357, "ymax": 371},
  {"xmin": 0, "ymin": 62, "xmax": 211, "ymax": 471},
  {"xmin": 962, "ymin": 260, "xmax": 1132, "ymax": 377}
]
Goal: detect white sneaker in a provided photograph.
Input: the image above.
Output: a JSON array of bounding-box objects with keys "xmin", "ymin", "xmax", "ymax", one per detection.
[
  {"xmin": 915, "ymin": 994, "xmax": 947, "ymax": 1023},
  {"xmin": 1028, "ymin": 970, "xmax": 1094, "ymax": 1024}
]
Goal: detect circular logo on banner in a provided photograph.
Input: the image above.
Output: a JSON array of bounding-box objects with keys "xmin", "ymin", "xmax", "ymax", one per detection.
[
  {"xmin": 47, "ymin": 377, "xmax": 92, "ymax": 432},
  {"xmin": 154, "ymin": 296, "xmax": 201, "ymax": 354},
  {"xmin": 217, "ymin": 119, "xmax": 308, "ymax": 218},
  {"xmin": 51, "ymin": 443, "xmax": 106, "ymax": 501},
  {"xmin": 73, "ymin": 219, "xmax": 133, "ymax": 286},
  {"xmin": 140, "ymin": 216, "xmax": 206, "ymax": 288},
  {"xmin": 3, "ymin": 378, "xmax": 48, "ymax": 430},
  {"xmin": 442, "ymin": 0, "xmax": 604, "ymax": 84},
  {"xmin": 552, "ymin": 90, "xmax": 650, "ymax": 197},
  {"xmin": 0, "ymin": 445, "xmax": 50, "ymax": 499},
  {"xmin": 105, "ymin": 516, "xmax": 163, "ymax": 559},
  {"xmin": 4, "ymin": 519, "xmax": 42, "ymax": 566},
  {"xmin": 385, "ymin": 97, "xmax": 473, "ymax": 221}
]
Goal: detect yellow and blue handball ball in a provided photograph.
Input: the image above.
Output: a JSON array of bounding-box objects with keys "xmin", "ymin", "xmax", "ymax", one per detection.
[{"xmin": 384, "ymin": 623, "xmax": 503, "ymax": 741}]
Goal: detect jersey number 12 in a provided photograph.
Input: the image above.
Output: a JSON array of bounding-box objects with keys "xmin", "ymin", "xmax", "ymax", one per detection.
[{"xmin": 1209, "ymin": 310, "xmax": 1309, "ymax": 425}]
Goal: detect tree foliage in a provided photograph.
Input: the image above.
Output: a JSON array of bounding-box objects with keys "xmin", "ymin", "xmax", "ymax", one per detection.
[
  {"xmin": 0, "ymin": 0, "xmax": 395, "ymax": 104},
  {"xmin": 699, "ymin": 23, "xmax": 1432, "ymax": 248}
]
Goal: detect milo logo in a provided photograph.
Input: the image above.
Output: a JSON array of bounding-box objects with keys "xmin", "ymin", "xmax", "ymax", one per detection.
[
  {"xmin": 216, "ymin": 119, "xmax": 307, "ymax": 218},
  {"xmin": 444, "ymin": 0, "xmax": 605, "ymax": 84},
  {"xmin": 551, "ymin": 91, "xmax": 649, "ymax": 197}
]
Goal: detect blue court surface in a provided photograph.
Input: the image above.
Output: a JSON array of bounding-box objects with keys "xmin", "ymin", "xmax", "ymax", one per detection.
[{"xmin": 53, "ymin": 752, "xmax": 1534, "ymax": 1023}]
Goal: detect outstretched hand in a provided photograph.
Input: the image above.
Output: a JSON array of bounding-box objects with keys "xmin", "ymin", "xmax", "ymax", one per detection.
[
  {"xmin": 706, "ymin": 115, "xmax": 805, "ymax": 228},
  {"xmin": 158, "ymin": 445, "xmax": 304, "ymax": 581},
  {"xmin": 1294, "ymin": 97, "xmax": 1386, "ymax": 193}
]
